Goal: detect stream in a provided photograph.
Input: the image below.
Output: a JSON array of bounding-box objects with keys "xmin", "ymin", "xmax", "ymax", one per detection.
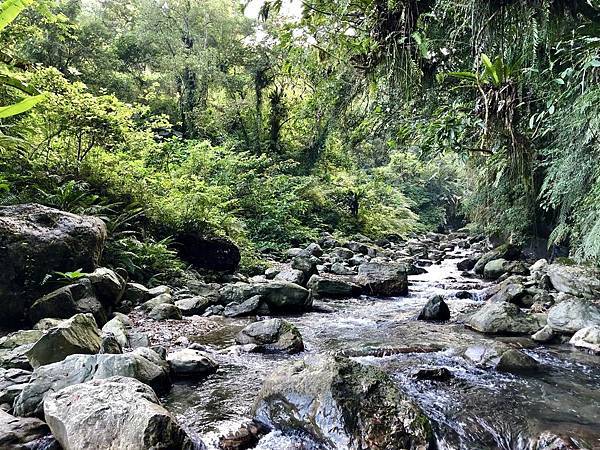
[{"xmin": 162, "ymin": 248, "xmax": 600, "ymax": 449}]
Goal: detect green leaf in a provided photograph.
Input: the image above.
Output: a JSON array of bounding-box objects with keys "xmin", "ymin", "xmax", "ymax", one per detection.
[
  {"xmin": 0, "ymin": 73, "xmax": 39, "ymax": 95},
  {"xmin": 0, "ymin": 93, "xmax": 46, "ymax": 119},
  {"xmin": 0, "ymin": 0, "xmax": 35, "ymax": 32},
  {"xmin": 444, "ymin": 71, "xmax": 478, "ymax": 82}
]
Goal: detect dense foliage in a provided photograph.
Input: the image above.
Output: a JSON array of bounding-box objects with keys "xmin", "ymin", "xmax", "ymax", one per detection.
[{"xmin": 1, "ymin": 0, "xmax": 599, "ymax": 279}]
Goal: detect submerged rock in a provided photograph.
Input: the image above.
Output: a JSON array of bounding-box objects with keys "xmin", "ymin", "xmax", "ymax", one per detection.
[
  {"xmin": 14, "ymin": 347, "xmax": 169, "ymax": 417},
  {"xmin": 355, "ymin": 262, "xmax": 408, "ymax": 296},
  {"xmin": 467, "ymin": 302, "xmax": 544, "ymax": 335},
  {"xmin": 235, "ymin": 319, "xmax": 303, "ymax": 354},
  {"xmin": 0, "ymin": 203, "xmax": 106, "ymax": 325},
  {"xmin": 495, "ymin": 349, "xmax": 539, "ymax": 373},
  {"xmin": 252, "ymin": 355, "xmax": 433, "ymax": 449},
  {"xmin": 43, "ymin": 376, "xmax": 197, "ymax": 450},
  {"xmin": 418, "ymin": 295, "xmax": 450, "ymax": 321}
]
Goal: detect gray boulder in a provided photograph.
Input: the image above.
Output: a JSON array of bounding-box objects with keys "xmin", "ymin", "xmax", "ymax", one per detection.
[
  {"xmin": 142, "ymin": 293, "xmax": 174, "ymax": 311},
  {"xmin": 330, "ymin": 262, "xmax": 355, "ymax": 275},
  {"xmin": 569, "ymin": 326, "xmax": 600, "ymax": 353},
  {"xmin": 0, "ymin": 203, "xmax": 106, "ymax": 325},
  {"xmin": 27, "ymin": 286, "xmax": 79, "ymax": 324},
  {"xmin": 0, "ymin": 368, "xmax": 31, "ymax": 404},
  {"xmin": 14, "ymin": 347, "xmax": 169, "ymax": 417},
  {"xmin": 355, "ymin": 262, "xmax": 408, "ymax": 296},
  {"xmin": 220, "ymin": 281, "xmax": 311, "ymax": 312},
  {"xmin": 274, "ymin": 267, "xmax": 305, "ymax": 285},
  {"xmin": 253, "ymin": 355, "xmax": 432, "ymax": 450},
  {"xmin": 463, "ymin": 345, "xmax": 538, "ymax": 373},
  {"xmin": 0, "ymin": 330, "xmax": 43, "ymax": 370},
  {"xmin": 123, "ymin": 282, "xmax": 150, "ymax": 304},
  {"xmin": 468, "ymin": 302, "xmax": 544, "ymax": 335},
  {"xmin": 0, "ymin": 409, "xmax": 49, "ymax": 449},
  {"xmin": 547, "ymin": 297, "xmax": 600, "ymax": 334},
  {"xmin": 304, "ymin": 242, "xmax": 323, "ymax": 257},
  {"xmin": 473, "ymin": 244, "xmax": 521, "ymax": 274},
  {"xmin": 43, "ymin": 376, "xmax": 196, "ymax": 450},
  {"xmin": 101, "ymin": 313, "xmax": 131, "ymax": 348},
  {"xmin": 26, "ymin": 313, "xmax": 101, "ymax": 369},
  {"xmin": 307, "ymin": 275, "xmax": 357, "ymax": 298},
  {"xmin": 483, "ymin": 259, "xmax": 509, "ymax": 280},
  {"xmin": 86, "ymin": 267, "xmax": 125, "ymax": 306},
  {"xmin": 167, "ymin": 349, "xmax": 218, "ymax": 377},
  {"xmin": 235, "ymin": 319, "xmax": 303, "ymax": 354},
  {"xmin": 330, "ymin": 247, "xmax": 354, "ymax": 260},
  {"xmin": 547, "ymin": 264, "xmax": 600, "ymax": 298},
  {"xmin": 175, "ymin": 295, "xmax": 217, "ymax": 316},
  {"xmin": 148, "ymin": 303, "xmax": 182, "ymax": 321},
  {"xmin": 224, "ymin": 295, "xmax": 263, "ymax": 317}
]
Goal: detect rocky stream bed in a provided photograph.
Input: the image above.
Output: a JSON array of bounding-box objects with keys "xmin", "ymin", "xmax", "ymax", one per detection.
[{"xmin": 1, "ymin": 203, "xmax": 599, "ymax": 450}]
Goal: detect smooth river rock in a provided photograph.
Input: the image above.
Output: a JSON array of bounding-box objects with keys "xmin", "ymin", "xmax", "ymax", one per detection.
[
  {"xmin": 235, "ymin": 319, "xmax": 304, "ymax": 354},
  {"xmin": 546, "ymin": 297, "xmax": 600, "ymax": 334},
  {"xmin": 43, "ymin": 376, "xmax": 197, "ymax": 450},
  {"xmin": 355, "ymin": 262, "xmax": 408, "ymax": 296}
]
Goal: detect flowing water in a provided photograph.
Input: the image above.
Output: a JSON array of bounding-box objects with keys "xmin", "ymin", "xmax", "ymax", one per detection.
[{"xmin": 163, "ymin": 249, "xmax": 600, "ymax": 449}]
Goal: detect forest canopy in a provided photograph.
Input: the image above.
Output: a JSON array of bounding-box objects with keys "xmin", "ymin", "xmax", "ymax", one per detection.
[{"xmin": 1, "ymin": 0, "xmax": 599, "ymax": 279}]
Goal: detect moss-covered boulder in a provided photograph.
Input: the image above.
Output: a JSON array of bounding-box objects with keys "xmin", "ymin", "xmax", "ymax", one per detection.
[{"xmin": 252, "ymin": 355, "xmax": 433, "ymax": 449}]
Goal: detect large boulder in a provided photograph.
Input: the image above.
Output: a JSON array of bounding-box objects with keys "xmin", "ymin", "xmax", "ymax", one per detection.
[
  {"xmin": 467, "ymin": 302, "xmax": 544, "ymax": 335},
  {"xmin": 569, "ymin": 326, "xmax": 600, "ymax": 353},
  {"xmin": 14, "ymin": 347, "xmax": 169, "ymax": 417},
  {"xmin": 27, "ymin": 285, "xmax": 79, "ymax": 324},
  {"xmin": 235, "ymin": 319, "xmax": 303, "ymax": 354},
  {"xmin": 546, "ymin": 264, "xmax": 600, "ymax": 298},
  {"xmin": 473, "ymin": 244, "xmax": 521, "ymax": 274},
  {"xmin": 43, "ymin": 376, "xmax": 197, "ymax": 450},
  {"xmin": 220, "ymin": 281, "xmax": 311, "ymax": 312},
  {"xmin": 307, "ymin": 275, "xmax": 358, "ymax": 298},
  {"xmin": 26, "ymin": 313, "xmax": 101, "ymax": 368},
  {"xmin": 547, "ymin": 297, "xmax": 600, "ymax": 334},
  {"xmin": 253, "ymin": 355, "xmax": 433, "ymax": 449},
  {"xmin": 0, "ymin": 204, "xmax": 106, "ymax": 326},
  {"xmin": 0, "ymin": 410, "xmax": 50, "ymax": 449},
  {"xmin": 355, "ymin": 262, "xmax": 408, "ymax": 296},
  {"xmin": 175, "ymin": 232, "xmax": 240, "ymax": 272}
]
